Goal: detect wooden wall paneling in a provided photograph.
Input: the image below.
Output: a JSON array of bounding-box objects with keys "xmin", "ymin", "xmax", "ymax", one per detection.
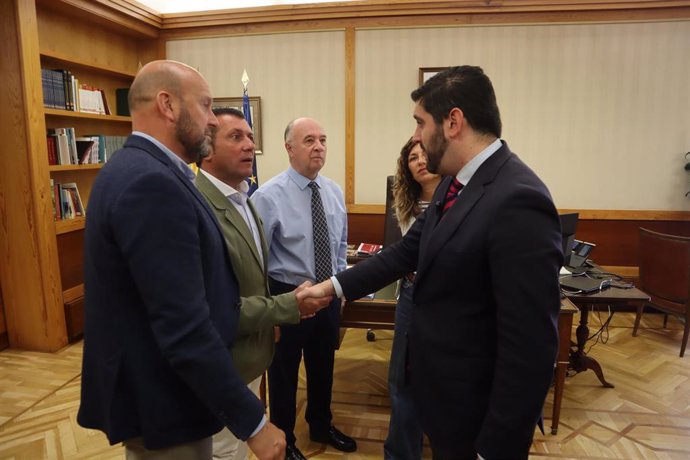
[
  {"xmin": 348, "ymin": 213, "xmax": 385, "ymax": 246},
  {"xmin": 0, "ymin": 0, "xmax": 68, "ymax": 351},
  {"xmin": 0, "ymin": 284, "xmax": 7, "ymax": 351},
  {"xmin": 345, "ymin": 26, "xmax": 356, "ymax": 205},
  {"xmin": 64, "ymin": 296, "xmax": 85, "ymax": 342},
  {"xmin": 577, "ymin": 219, "xmax": 690, "ymax": 267},
  {"xmin": 56, "ymin": 230, "xmax": 85, "ymax": 291},
  {"xmin": 346, "ymin": 211, "xmax": 690, "ymax": 281}
]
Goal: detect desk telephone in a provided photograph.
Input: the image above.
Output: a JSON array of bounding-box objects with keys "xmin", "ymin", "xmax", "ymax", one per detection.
[{"xmin": 568, "ymin": 240, "xmax": 595, "ymax": 271}]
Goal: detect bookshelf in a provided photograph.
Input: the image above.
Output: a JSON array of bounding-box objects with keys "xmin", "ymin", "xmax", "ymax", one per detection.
[
  {"xmin": 0, "ymin": 285, "xmax": 6, "ymax": 351},
  {"xmin": 0, "ymin": 0, "xmax": 160, "ymax": 351}
]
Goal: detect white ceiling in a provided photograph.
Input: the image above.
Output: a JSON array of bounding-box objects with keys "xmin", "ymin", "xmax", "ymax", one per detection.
[{"xmin": 136, "ymin": 0, "xmax": 359, "ymax": 14}]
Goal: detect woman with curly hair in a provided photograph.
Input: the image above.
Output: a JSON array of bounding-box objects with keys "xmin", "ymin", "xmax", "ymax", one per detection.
[{"xmin": 385, "ymin": 138, "xmax": 441, "ymax": 459}]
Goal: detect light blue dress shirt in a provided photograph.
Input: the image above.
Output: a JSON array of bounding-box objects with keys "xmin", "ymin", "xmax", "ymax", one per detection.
[{"xmin": 251, "ymin": 166, "xmax": 348, "ymax": 286}]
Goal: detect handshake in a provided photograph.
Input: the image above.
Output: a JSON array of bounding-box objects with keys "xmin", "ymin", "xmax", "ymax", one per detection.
[{"xmin": 294, "ymin": 279, "xmax": 337, "ymax": 319}]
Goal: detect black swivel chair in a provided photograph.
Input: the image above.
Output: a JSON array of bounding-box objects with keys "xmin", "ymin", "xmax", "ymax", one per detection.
[{"xmin": 365, "ymin": 176, "xmax": 402, "ymax": 342}]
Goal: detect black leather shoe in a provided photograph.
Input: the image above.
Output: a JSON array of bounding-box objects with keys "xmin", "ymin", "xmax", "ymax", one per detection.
[
  {"xmin": 286, "ymin": 444, "xmax": 307, "ymax": 460},
  {"xmin": 310, "ymin": 425, "xmax": 357, "ymax": 452}
]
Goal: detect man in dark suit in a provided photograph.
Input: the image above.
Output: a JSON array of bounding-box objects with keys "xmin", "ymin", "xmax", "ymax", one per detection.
[
  {"xmin": 77, "ymin": 60, "xmax": 285, "ymax": 460},
  {"xmin": 304, "ymin": 66, "xmax": 562, "ymax": 459}
]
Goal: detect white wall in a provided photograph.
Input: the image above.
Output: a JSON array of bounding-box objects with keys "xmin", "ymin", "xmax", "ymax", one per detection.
[
  {"xmin": 167, "ymin": 31, "xmax": 346, "ymax": 187},
  {"xmin": 169, "ymin": 20, "xmax": 690, "ymax": 210}
]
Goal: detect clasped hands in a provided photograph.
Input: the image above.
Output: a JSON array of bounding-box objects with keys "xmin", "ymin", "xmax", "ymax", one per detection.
[{"xmin": 294, "ymin": 280, "xmax": 337, "ymax": 319}]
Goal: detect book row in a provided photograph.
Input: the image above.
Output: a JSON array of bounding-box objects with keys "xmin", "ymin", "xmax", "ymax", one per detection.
[
  {"xmin": 50, "ymin": 180, "xmax": 84, "ymax": 221},
  {"xmin": 46, "ymin": 128, "xmax": 127, "ymax": 165},
  {"xmin": 41, "ymin": 68, "xmax": 111, "ymax": 115}
]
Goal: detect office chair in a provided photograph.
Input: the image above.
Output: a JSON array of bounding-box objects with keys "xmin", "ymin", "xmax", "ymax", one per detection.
[
  {"xmin": 366, "ymin": 176, "xmax": 402, "ymax": 342},
  {"xmin": 633, "ymin": 227, "xmax": 690, "ymax": 357}
]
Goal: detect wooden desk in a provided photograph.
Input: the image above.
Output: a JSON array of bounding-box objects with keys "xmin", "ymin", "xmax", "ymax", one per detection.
[
  {"xmin": 343, "ymin": 291, "xmax": 578, "ymax": 436},
  {"xmin": 553, "ymin": 298, "xmax": 578, "ymax": 434},
  {"xmin": 565, "ymin": 286, "xmax": 650, "ymax": 388}
]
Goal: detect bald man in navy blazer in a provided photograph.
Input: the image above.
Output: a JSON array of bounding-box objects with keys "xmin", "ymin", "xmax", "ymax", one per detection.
[
  {"xmin": 77, "ymin": 61, "xmax": 285, "ymax": 460},
  {"xmin": 306, "ymin": 66, "xmax": 562, "ymax": 459}
]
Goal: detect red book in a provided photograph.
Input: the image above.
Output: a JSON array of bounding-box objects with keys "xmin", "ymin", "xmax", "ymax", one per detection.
[{"xmin": 356, "ymin": 242, "xmax": 382, "ymax": 256}]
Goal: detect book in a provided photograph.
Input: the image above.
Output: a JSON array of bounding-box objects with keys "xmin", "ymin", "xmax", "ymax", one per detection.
[
  {"xmin": 116, "ymin": 88, "xmax": 130, "ymax": 116},
  {"xmin": 54, "ymin": 128, "xmax": 71, "ymax": 165},
  {"xmin": 60, "ymin": 182, "xmax": 84, "ymax": 218},
  {"xmin": 60, "ymin": 186, "xmax": 74, "ymax": 219},
  {"xmin": 46, "ymin": 132, "xmax": 57, "ymax": 165},
  {"xmin": 78, "ymin": 85, "xmax": 103, "ymax": 114},
  {"xmin": 76, "ymin": 137, "xmax": 96, "ymax": 164},
  {"xmin": 356, "ymin": 242, "xmax": 382, "ymax": 257},
  {"xmin": 53, "ymin": 181, "xmax": 61, "ymax": 220},
  {"xmin": 49, "ymin": 179, "xmax": 56, "ymax": 220}
]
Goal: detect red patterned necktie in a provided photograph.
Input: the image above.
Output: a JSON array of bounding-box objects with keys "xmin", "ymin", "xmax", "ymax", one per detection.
[{"xmin": 442, "ymin": 178, "xmax": 463, "ymax": 214}]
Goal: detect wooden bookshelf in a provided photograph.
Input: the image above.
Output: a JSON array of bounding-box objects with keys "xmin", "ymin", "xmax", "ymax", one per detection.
[
  {"xmin": 0, "ymin": 284, "xmax": 7, "ymax": 351},
  {"xmin": 0, "ymin": 0, "xmax": 161, "ymax": 351},
  {"xmin": 49, "ymin": 164, "xmax": 103, "ymax": 172},
  {"xmin": 55, "ymin": 217, "xmax": 86, "ymax": 235},
  {"xmin": 44, "ymin": 108, "xmax": 132, "ymax": 123},
  {"xmin": 40, "ymin": 50, "xmax": 137, "ymax": 79}
]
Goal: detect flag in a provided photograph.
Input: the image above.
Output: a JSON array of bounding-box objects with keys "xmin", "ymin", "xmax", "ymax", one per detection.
[{"xmin": 243, "ymin": 84, "xmax": 259, "ymax": 196}]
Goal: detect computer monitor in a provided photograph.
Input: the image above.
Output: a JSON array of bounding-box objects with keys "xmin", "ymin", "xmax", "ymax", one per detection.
[
  {"xmin": 383, "ymin": 176, "xmax": 402, "ymax": 248},
  {"xmin": 559, "ymin": 213, "xmax": 579, "ymax": 267}
]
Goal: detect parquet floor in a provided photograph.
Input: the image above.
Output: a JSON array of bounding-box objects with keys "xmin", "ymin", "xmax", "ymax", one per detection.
[{"xmin": 1, "ymin": 312, "xmax": 689, "ymax": 459}]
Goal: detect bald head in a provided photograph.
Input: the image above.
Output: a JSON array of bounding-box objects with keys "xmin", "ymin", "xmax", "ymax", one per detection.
[
  {"xmin": 129, "ymin": 60, "xmax": 199, "ymax": 112},
  {"xmin": 284, "ymin": 117, "xmax": 327, "ymax": 180},
  {"xmin": 127, "ymin": 60, "xmax": 218, "ymax": 164}
]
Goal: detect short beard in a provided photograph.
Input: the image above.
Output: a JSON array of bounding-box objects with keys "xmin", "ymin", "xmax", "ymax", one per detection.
[
  {"xmin": 424, "ymin": 124, "xmax": 448, "ymax": 174},
  {"xmin": 176, "ymin": 106, "xmax": 210, "ymax": 164}
]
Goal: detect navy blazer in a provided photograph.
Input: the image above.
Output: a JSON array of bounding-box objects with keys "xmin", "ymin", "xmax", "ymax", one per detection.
[
  {"xmin": 78, "ymin": 135, "xmax": 264, "ymax": 449},
  {"xmin": 337, "ymin": 142, "xmax": 562, "ymax": 459}
]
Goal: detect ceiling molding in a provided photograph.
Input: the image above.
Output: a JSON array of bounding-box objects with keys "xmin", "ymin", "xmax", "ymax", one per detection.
[
  {"xmin": 157, "ymin": 0, "xmax": 690, "ymax": 31},
  {"xmin": 61, "ymin": 1, "xmax": 690, "ymax": 38},
  {"xmin": 40, "ymin": 0, "xmax": 162, "ymax": 37}
]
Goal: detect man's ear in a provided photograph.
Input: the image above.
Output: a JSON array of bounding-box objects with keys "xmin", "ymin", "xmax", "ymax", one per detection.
[
  {"xmin": 285, "ymin": 141, "xmax": 293, "ymax": 158},
  {"xmin": 156, "ymin": 91, "xmax": 175, "ymax": 122},
  {"xmin": 445, "ymin": 107, "xmax": 465, "ymax": 139}
]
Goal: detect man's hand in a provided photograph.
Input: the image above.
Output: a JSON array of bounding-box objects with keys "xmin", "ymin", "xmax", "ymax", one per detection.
[
  {"xmin": 247, "ymin": 421, "xmax": 286, "ymax": 460},
  {"xmin": 295, "ymin": 280, "xmax": 333, "ymax": 319},
  {"xmin": 299, "ymin": 279, "xmax": 335, "ymax": 303}
]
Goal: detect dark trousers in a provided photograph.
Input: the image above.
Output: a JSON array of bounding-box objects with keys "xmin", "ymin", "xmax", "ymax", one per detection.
[
  {"xmin": 267, "ymin": 278, "xmax": 339, "ymax": 446},
  {"xmin": 384, "ymin": 280, "xmax": 423, "ymax": 460}
]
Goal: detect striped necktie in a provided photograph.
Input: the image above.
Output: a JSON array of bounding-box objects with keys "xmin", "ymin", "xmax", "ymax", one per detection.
[
  {"xmin": 442, "ymin": 178, "xmax": 463, "ymax": 215},
  {"xmin": 308, "ymin": 181, "xmax": 332, "ymax": 282}
]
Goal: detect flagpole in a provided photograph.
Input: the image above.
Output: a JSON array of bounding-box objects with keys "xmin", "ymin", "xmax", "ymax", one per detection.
[{"xmin": 242, "ymin": 70, "xmax": 259, "ymax": 195}]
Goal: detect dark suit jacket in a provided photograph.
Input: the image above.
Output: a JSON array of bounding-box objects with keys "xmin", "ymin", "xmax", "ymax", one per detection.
[
  {"xmin": 77, "ymin": 135, "xmax": 264, "ymax": 449},
  {"xmin": 195, "ymin": 171, "xmax": 299, "ymax": 383},
  {"xmin": 337, "ymin": 142, "xmax": 562, "ymax": 459}
]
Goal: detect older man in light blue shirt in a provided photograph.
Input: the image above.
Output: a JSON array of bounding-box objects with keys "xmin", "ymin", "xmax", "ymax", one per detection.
[{"xmin": 251, "ymin": 117, "xmax": 354, "ymax": 460}]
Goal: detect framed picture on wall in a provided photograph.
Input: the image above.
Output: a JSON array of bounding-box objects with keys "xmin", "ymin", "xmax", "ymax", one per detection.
[
  {"xmin": 213, "ymin": 96, "xmax": 263, "ymax": 154},
  {"xmin": 418, "ymin": 67, "xmax": 450, "ymax": 86}
]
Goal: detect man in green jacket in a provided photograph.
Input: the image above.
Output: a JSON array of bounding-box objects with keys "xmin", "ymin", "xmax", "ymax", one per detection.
[{"xmin": 196, "ymin": 107, "xmax": 330, "ymax": 460}]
